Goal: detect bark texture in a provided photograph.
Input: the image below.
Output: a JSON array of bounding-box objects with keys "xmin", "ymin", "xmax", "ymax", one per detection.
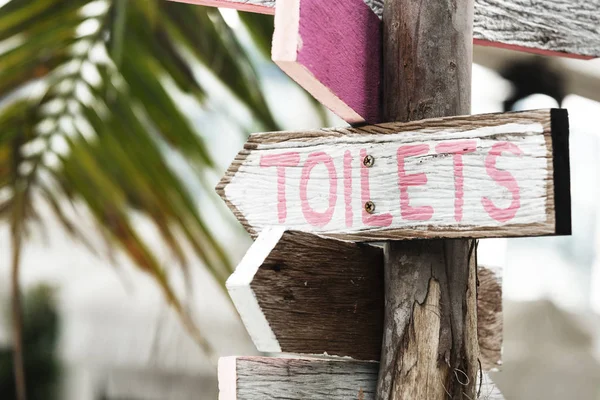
[
  {"xmin": 377, "ymin": 0, "xmax": 478, "ymax": 399},
  {"xmin": 377, "ymin": 241, "xmax": 478, "ymax": 399}
]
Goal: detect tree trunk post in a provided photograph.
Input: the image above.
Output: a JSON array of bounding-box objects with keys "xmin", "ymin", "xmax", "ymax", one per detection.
[
  {"xmin": 376, "ymin": 1, "xmax": 478, "ymax": 399},
  {"xmin": 11, "ymin": 223, "xmax": 26, "ymax": 400}
]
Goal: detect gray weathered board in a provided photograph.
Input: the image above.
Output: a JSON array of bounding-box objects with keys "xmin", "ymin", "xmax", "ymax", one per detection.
[
  {"xmin": 227, "ymin": 228, "xmax": 503, "ymax": 370},
  {"xmin": 217, "ymin": 109, "xmax": 571, "ymax": 241},
  {"xmin": 170, "ymin": 0, "xmax": 600, "ymax": 59},
  {"xmin": 218, "ymin": 356, "xmax": 505, "ymax": 400}
]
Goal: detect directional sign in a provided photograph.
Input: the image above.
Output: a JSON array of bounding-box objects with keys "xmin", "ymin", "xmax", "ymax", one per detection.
[
  {"xmin": 217, "ymin": 109, "xmax": 571, "ymax": 241},
  {"xmin": 170, "ymin": 0, "xmax": 600, "ymax": 59},
  {"xmin": 227, "ymin": 228, "xmax": 504, "ymax": 370},
  {"xmin": 218, "ymin": 356, "xmax": 505, "ymax": 400}
]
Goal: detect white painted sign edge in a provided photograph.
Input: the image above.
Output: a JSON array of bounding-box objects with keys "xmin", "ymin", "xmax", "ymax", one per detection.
[{"xmin": 226, "ymin": 226, "xmax": 286, "ymax": 353}]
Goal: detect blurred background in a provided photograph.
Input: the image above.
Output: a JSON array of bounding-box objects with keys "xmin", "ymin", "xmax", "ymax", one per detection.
[{"xmin": 0, "ymin": 0, "xmax": 599, "ymax": 399}]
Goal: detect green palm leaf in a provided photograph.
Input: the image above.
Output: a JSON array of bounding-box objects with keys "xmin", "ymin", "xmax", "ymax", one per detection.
[{"xmin": 0, "ymin": 1, "xmax": 281, "ymax": 388}]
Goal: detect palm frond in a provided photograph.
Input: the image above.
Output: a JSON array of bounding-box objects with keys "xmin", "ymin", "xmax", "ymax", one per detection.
[{"xmin": 0, "ymin": 0, "xmax": 280, "ymax": 352}]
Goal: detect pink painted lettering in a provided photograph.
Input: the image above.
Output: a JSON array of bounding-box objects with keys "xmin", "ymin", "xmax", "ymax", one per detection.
[
  {"xmin": 260, "ymin": 152, "xmax": 300, "ymax": 223},
  {"xmin": 344, "ymin": 150, "xmax": 353, "ymax": 228},
  {"xmin": 300, "ymin": 152, "xmax": 338, "ymax": 227},
  {"xmin": 482, "ymin": 142, "xmax": 523, "ymax": 222},
  {"xmin": 397, "ymin": 144, "xmax": 433, "ymax": 221},
  {"xmin": 360, "ymin": 149, "xmax": 392, "ymax": 227},
  {"xmin": 435, "ymin": 140, "xmax": 477, "ymax": 222}
]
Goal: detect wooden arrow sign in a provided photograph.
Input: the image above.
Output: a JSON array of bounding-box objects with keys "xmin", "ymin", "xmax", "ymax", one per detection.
[
  {"xmin": 227, "ymin": 228, "xmax": 504, "ymax": 370},
  {"xmin": 218, "ymin": 356, "xmax": 505, "ymax": 400},
  {"xmin": 217, "ymin": 109, "xmax": 571, "ymax": 241}
]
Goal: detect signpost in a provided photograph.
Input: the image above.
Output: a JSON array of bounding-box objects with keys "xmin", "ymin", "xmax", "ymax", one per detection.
[
  {"xmin": 165, "ymin": 0, "xmax": 588, "ymax": 398},
  {"xmin": 217, "ymin": 109, "xmax": 571, "ymax": 241},
  {"xmin": 214, "ymin": 109, "xmax": 569, "ymax": 399},
  {"xmin": 379, "ymin": 2, "xmax": 478, "ymax": 398}
]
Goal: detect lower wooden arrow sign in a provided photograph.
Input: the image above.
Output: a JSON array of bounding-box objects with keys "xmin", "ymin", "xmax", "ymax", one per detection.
[
  {"xmin": 218, "ymin": 356, "xmax": 505, "ymax": 400},
  {"xmin": 227, "ymin": 228, "xmax": 503, "ymax": 370},
  {"xmin": 217, "ymin": 109, "xmax": 571, "ymax": 241}
]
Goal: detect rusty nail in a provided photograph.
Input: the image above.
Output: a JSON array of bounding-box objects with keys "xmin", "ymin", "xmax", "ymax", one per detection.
[
  {"xmin": 364, "ymin": 201, "xmax": 376, "ymax": 214},
  {"xmin": 363, "ymin": 154, "xmax": 375, "ymax": 167}
]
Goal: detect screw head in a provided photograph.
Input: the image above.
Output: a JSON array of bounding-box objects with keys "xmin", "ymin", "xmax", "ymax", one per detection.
[
  {"xmin": 364, "ymin": 201, "xmax": 376, "ymax": 214},
  {"xmin": 363, "ymin": 154, "xmax": 375, "ymax": 168}
]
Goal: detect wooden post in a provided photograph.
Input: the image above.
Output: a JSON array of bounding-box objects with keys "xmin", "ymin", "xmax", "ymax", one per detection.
[{"xmin": 376, "ymin": 1, "xmax": 478, "ymax": 399}]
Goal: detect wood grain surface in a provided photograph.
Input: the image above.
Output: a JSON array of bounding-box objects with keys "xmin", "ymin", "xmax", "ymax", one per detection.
[
  {"xmin": 169, "ymin": 0, "xmax": 600, "ymax": 59},
  {"xmin": 226, "ymin": 228, "xmax": 504, "ymax": 370},
  {"xmin": 217, "ymin": 109, "xmax": 571, "ymax": 241},
  {"xmin": 272, "ymin": 0, "xmax": 381, "ymax": 124},
  {"xmin": 473, "ymin": 0, "xmax": 600, "ymax": 59},
  {"xmin": 218, "ymin": 356, "xmax": 505, "ymax": 400}
]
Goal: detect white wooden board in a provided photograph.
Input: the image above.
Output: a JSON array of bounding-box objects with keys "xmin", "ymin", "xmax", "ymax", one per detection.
[{"xmin": 217, "ymin": 109, "xmax": 571, "ymax": 241}]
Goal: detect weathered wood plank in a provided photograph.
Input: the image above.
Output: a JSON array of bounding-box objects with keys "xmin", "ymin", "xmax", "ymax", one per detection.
[
  {"xmin": 473, "ymin": 0, "xmax": 600, "ymax": 59},
  {"xmin": 227, "ymin": 228, "xmax": 383, "ymax": 359},
  {"xmin": 218, "ymin": 356, "xmax": 505, "ymax": 400},
  {"xmin": 226, "ymin": 228, "xmax": 503, "ymax": 370},
  {"xmin": 217, "ymin": 109, "xmax": 571, "ymax": 241},
  {"xmin": 272, "ymin": 0, "xmax": 381, "ymax": 124},
  {"xmin": 169, "ymin": 0, "xmax": 600, "ymax": 59}
]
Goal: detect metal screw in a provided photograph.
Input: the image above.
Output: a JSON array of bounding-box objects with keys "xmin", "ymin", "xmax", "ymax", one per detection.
[
  {"xmin": 364, "ymin": 201, "xmax": 376, "ymax": 214},
  {"xmin": 363, "ymin": 154, "xmax": 375, "ymax": 167}
]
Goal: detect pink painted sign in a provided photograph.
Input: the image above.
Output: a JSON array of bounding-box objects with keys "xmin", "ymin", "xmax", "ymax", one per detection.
[
  {"xmin": 272, "ymin": 0, "xmax": 381, "ymax": 124},
  {"xmin": 216, "ymin": 109, "xmax": 571, "ymax": 241},
  {"xmin": 172, "ymin": 0, "xmax": 599, "ymax": 124}
]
